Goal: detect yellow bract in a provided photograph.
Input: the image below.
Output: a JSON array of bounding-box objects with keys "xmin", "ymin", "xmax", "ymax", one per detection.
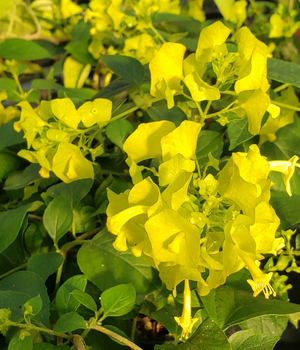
[
  {"xmin": 184, "ymin": 72, "xmax": 220, "ymax": 102},
  {"xmin": 235, "ymin": 27, "xmax": 269, "ymax": 94},
  {"xmin": 78, "ymin": 99, "xmax": 112, "ymax": 127},
  {"xmin": 149, "ymin": 42, "xmax": 186, "ymax": 108},
  {"xmin": 238, "ymin": 89, "xmax": 270, "ymax": 135},
  {"xmin": 51, "ymin": 98, "xmax": 81, "ymax": 129},
  {"xmin": 195, "ymin": 21, "xmax": 231, "ymax": 63},
  {"xmin": 214, "ymin": 0, "xmax": 247, "ymax": 27},
  {"xmin": 52, "ymin": 143, "xmax": 94, "ymax": 183}
]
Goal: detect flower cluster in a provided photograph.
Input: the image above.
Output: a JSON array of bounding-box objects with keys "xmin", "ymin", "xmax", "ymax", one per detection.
[
  {"xmin": 149, "ymin": 21, "xmax": 276, "ymax": 135},
  {"xmin": 269, "ymin": 2, "xmax": 300, "ymax": 38},
  {"xmin": 106, "ymin": 119, "xmax": 298, "ymax": 338},
  {"xmin": 85, "ymin": 0, "xmax": 204, "ymax": 64},
  {"xmin": 14, "ymin": 98, "xmax": 112, "ymax": 182}
]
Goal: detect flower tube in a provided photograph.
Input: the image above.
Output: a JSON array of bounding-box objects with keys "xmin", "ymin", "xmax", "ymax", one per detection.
[
  {"xmin": 234, "ymin": 246, "xmax": 276, "ymax": 299},
  {"xmin": 269, "ymin": 155, "xmax": 299, "ymax": 196},
  {"xmin": 174, "ymin": 279, "xmax": 199, "ymax": 339}
]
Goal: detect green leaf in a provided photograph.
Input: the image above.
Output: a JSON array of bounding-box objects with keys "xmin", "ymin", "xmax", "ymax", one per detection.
[
  {"xmin": 200, "ymin": 286, "xmax": 300, "ymax": 330},
  {"xmin": 47, "ymin": 179, "xmax": 93, "ymax": 209},
  {"xmin": 101, "ymin": 284, "xmax": 136, "ymax": 318},
  {"xmin": 0, "ymin": 38, "xmax": 51, "ymax": 60},
  {"xmin": 150, "ymin": 304, "xmax": 180, "ymax": 337},
  {"xmin": 0, "ymin": 119, "xmax": 25, "ymax": 150},
  {"xmin": 92, "ymin": 79, "xmax": 133, "ymax": 99},
  {"xmin": 196, "ymin": 130, "xmax": 224, "ymax": 168},
  {"xmin": 269, "ymin": 192, "xmax": 300, "ymax": 229},
  {"xmin": 182, "ymin": 317, "xmax": 231, "ymax": 350},
  {"xmin": 8, "ymin": 335, "xmax": 33, "ymax": 350},
  {"xmin": 43, "ymin": 194, "xmax": 73, "ymax": 243},
  {"xmin": 70, "ymin": 290, "xmax": 97, "ymax": 312},
  {"xmin": 32, "ymin": 343, "xmax": 54, "ymax": 350},
  {"xmin": 53, "ymin": 311, "xmax": 86, "ymax": 332},
  {"xmin": 66, "ymin": 19, "xmax": 96, "ymax": 66},
  {"xmin": 77, "ymin": 228, "xmax": 162, "ymax": 294},
  {"xmin": 0, "ymin": 150, "xmax": 20, "ymax": 181},
  {"xmin": 0, "ymin": 291, "xmax": 32, "ymax": 321},
  {"xmin": 66, "ymin": 41, "xmax": 96, "ymax": 66},
  {"xmin": 106, "ymin": 118, "xmax": 134, "ymax": 149},
  {"xmin": 27, "ymin": 253, "xmax": 64, "ymax": 283},
  {"xmin": 240, "ymin": 315, "xmax": 288, "ymax": 337},
  {"xmin": 56, "ymin": 275, "xmax": 87, "ymax": 316},
  {"xmin": 229, "ymin": 330, "xmax": 280, "ymax": 350},
  {"xmin": 0, "ymin": 201, "xmax": 42, "ymax": 254},
  {"xmin": 155, "ymin": 318, "xmax": 231, "ymax": 350},
  {"xmin": 147, "ymin": 105, "xmax": 187, "ymax": 127},
  {"xmin": 23, "ymin": 295, "xmax": 43, "ymax": 318},
  {"xmin": 261, "ymin": 117, "xmax": 300, "ymax": 228},
  {"xmin": 101, "ymin": 54, "xmax": 145, "ymax": 86},
  {"xmin": 0, "ymin": 231, "xmax": 25, "ymax": 276},
  {"xmin": 0, "ymin": 78, "xmax": 17, "ymax": 90},
  {"xmin": 0, "ymin": 271, "xmax": 50, "ymax": 326},
  {"xmin": 4, "ymin": 164, "xmax": 42, "ymax": 190},
  {"xmin": 57, "ymin": 88, "xmax": 97, "ymax": 100},
  {"xmin": 227, "ymin": 117, "xmax": 253, "ymax": 150},
  {"xmin": 267, "ymin": 58, "xmax": 300, "ymax": 88},
  {"xmin": 24, "ymin": 223, "xmax": 52, "ymax": 255},
  {"xmin": 32, "ymin": 79, "xmax": 65, "ymax": 91}
]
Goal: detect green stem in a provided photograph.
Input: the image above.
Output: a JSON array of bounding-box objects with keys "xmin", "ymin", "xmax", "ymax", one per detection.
[
  {"xmin": 149, "ymin": 23, "xmax": 166, "ymax": 43},
  {"xmin": 273, "ymin": 83, "xmax": 290, "ymax": 93},
  {"xmin": 108, "ymin": 98, "xmax": 162, "ymax": 124},
  {"xmin": 205, "ymin": 106, "xmax": 240, "ymax": 119},
  {"xmin": 61, "ymin": 240, "xmax": 86, "ymax": 252},
  {"xmin": 203, "ymin": 100, "xmax": 212, "ymax": 117},
  {"xmin": 0, "ymin": 263, "xmax": 27, "ymax": 280},
  {"xmin": 61, "ymin": 227, "xmax": 101, "ymax": 253},
  {"xmin": 131, "ymin": 317, "xmax": 138, "ymax": 342},
  {"xmin": 195, "ymin": 158, "xmax": 202, "ymax": 179},
  {"xmin": 7, "ymin": 320, "xmax": 72, "ymax": 340},
  {"xmin": 54, "ymin": 261, "xmax": 64, "ymax": 293},
  {"xmin": 221, "ymin": 90, "xmax": 238, "ymax": 96},
  {"xmin": 195, "ymin": 101, "xmax": 204, "ymax": 119},
  {"xmin": 88, "ymin": 323, "xmax": 143, "ymax": 350},
  {"xmin": 108, "ymin": 105, "xmax": 143, "ymax": 124},
  {"xmin": 6, "ymin": 2, "xmax": 16, "ymax": 36},
  {"xmin": 21, "ymin": 1, "xmax": 41, "ymax": 35},
  {"xmin": 13, "ymin": 73, "xmax": 25, "ymax": 98},
  {"xmin": 28, "ymin": 214, "xmax": 43, "ymax": 221},
  {"xmin": 271, "ymin": 100, "xmax": 300, "ymax": 112}
]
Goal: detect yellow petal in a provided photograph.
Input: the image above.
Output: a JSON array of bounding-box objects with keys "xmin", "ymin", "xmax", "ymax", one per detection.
[
  {"xmin": 195, "ymin": 21, "xmax": 231, "ymax": 63},
  {"xmin": 149, "ymin": 42, "xmax": 186, "ymax": 103}
]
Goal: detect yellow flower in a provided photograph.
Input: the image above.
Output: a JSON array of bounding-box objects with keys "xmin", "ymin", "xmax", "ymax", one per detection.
[
  {"xmin": 107, "ymin": 205, "xmax": 149, "ymax": 237},
  {"xmin": 234, "ymin": 247, "xmax": 276, "ymax": 299},
  {"xmin": 174, "ymin": 280, "xmax": 199, "ymax": 339},
  {"xmin": 247, "ymin": 273, "xmax": 276, "ymax": 299},
  {"xmin": 269, "ymin": 155, "xmax": 299, "ymax": 196}
]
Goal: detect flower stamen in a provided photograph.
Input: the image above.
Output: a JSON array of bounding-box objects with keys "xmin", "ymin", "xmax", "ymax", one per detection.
[{"xmin": 234, "ymin": 246, "xmax": 276, "ymax": 299}]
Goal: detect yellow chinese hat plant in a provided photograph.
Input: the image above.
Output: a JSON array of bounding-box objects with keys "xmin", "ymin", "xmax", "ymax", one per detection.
[{"xmin": 106, "ymin": 119, "xmax": 299, "ymax": 339}]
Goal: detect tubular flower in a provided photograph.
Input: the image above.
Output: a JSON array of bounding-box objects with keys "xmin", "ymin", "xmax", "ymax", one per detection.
[
  {"xmin": 269, "ymin": 155, "xmax": 300, "ymax": 196},
  {"xmin": 174, "ymin": 280, "xmax": 199, "ymax": 339},
  {"xmin": 234, "ymin": 247, "xmax": 276, "ymax": 299}
]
